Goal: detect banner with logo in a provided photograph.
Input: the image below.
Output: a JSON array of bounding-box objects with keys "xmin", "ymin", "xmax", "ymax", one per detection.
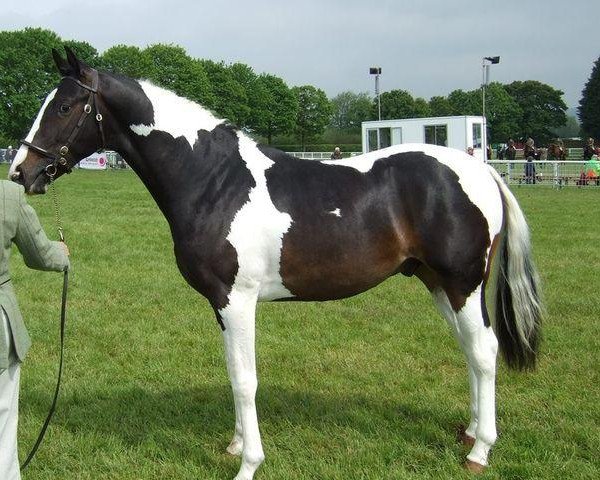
[{"xmin": 79, "ymin": 152, "xmax": 108, "ymax": 170}]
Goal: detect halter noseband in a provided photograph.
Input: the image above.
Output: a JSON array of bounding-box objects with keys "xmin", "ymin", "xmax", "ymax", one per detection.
[{"xmin": 20, "ymin": 68, "xmax": 106, "ymax": 179}]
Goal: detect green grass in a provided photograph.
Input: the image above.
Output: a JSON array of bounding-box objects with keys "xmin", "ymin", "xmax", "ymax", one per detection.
[{"xmin": 4, "ymin": 166, "xmax": 599, "ymax": 479}]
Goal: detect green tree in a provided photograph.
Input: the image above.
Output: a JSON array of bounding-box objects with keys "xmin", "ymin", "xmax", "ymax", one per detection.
[
  {"xmin": 250, "ymin": 74, "xmax": 297, "ymax": 144},
  {"xmin": 484, "ymin": 83, "xmax": 522, "ymax": 143},
  {"xmin": 100, "ymin": 44, "xmax": 152, "ymax": 78},
  {"xmin": 330, "ymin": 91, "xmax": 373, "ymax": 130},
  {"xmin": 377, "ymin": 90, "xmax": 431, "ymax": 119},
  {"xmin": 429, "ymin": 96, "xmax": 453, "ymax": 116},
  {"xmin": 505, "ymin": 80, "xmax": 567, "ymax": 143},
  {"xmin": 377, "ymin": 89, "xmax": 414, "ymax": 119},
  {"xmin": 447, "ymin": 89, "xmax": 480, "ymax": 116},
  {"xmin": 63, "ymin": 40, "xmax": 100, "ymax": 68},
  {"xmin": 552, "ymin": 115, "xmax": 580, "ymax": 139},
  {"xmin": 413, "ymin": 97, "xmax": 431, "ymax": 118},
  {"xmin": 578, "ymin": 56, "xmax": 600, "ymax": 139},
  {"xmin": 0, "ymin": 28, "xmax": 64, "ymax": 144},
  {"xmin": 292, "ymin": 85, "xmax": 332, "ymax": 150},
  {"xmin": 142, "ymin": 44, "xmax": 215, "ymax": 109},
  {"xmin": 200, "ymin": 60, "xmax": 249, "ymax": 126}
]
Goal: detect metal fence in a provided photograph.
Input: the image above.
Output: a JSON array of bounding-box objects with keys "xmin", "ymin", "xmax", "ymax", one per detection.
[
  {"xmin": 287, "ymin": 151, "xmax": 362, "ymax": 160},
  {"xmin": 487, "ymin": 160, "xmax": 599, "ymax": 188}
]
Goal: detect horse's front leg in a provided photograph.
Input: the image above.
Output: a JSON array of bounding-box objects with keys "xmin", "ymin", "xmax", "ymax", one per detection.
[
  {"xmin": 224, "ymin": 361, "xmax": 244, "ymax": 457},
  {"xmin": 219, "ymin": 288, "xmax": 264, "ymax": 480}
]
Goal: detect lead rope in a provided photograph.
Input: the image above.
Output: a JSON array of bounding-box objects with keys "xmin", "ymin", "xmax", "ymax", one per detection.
[{"xmin": 20, "ymin": 178, "xmax": 69, "ymax": 471}]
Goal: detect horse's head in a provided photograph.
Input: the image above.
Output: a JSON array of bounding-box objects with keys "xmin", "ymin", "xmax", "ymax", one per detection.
[{"xmin": 9, "ymin": 47, "xmax": 105, "ymax": 194}]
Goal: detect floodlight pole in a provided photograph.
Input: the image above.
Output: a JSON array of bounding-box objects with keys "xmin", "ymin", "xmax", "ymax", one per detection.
[
  {"xmin": 481, "ymin": 56, "xmax": 499, "ymax": 162},
  {"xmin": 370, "ymin": 67, "xmax": 382, "ymax": 121}
]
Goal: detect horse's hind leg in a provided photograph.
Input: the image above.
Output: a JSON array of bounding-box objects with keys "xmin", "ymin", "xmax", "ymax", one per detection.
[
  {"xmin": 455, "ymin": 285, "xmax": 498, "ymax": 471},
  {"xmin": 433, "ymin": 285, "xmax": 498, "ymax": 470},
  {"xmin": 219, "ymin": 288, "xmax": 265, "ymax": 480},
  {"xmin": 432, "ymin": 288, "xmax": 478, "ymax": 445}
]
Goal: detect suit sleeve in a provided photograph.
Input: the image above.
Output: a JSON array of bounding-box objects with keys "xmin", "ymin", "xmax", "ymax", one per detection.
[{"xmin": 14, "ymin": 189, "xmax": 70, "ymax": 272}]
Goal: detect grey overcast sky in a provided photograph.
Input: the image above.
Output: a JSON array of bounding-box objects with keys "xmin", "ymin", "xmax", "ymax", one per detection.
[{"xmin": 2, "ymin": 0, "xmax": 598, "ymax": 110}]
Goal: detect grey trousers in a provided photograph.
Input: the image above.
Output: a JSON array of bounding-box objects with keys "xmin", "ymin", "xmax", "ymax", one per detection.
[{"xmin": 0, "ymin": 309, "xmax": 21, "ymax": 480}]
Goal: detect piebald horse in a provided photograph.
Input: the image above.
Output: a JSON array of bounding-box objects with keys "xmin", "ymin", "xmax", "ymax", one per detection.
[{"xmin": 10, "ymin": 48, "xmax": 542, "ymax": 479}]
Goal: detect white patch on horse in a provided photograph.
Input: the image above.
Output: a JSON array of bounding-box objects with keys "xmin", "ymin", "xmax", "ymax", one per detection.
[
  {"xmin": 129, "ymin": 81, "xmax": 223, "ymax": 148},
  {"xmin": 329, "ymin": 208, "xmax": 341, "ymax": 217},
  {"xmin": 223, "ymin": 133, "xmax": 294, "ymax": 303},
  {"xmin": 9, "ymin": 89, "xmax": 57, "ymax": 178}
]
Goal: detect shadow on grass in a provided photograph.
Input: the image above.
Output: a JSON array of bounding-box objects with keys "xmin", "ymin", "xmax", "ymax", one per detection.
[{"xmin": 22, "ymin": 382, "xmax": 461, "ymax": 461}]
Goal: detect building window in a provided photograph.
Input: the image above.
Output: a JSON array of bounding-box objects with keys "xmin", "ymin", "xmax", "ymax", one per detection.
[
  {"xmin": 424, "ymin": 124, "xmax": 447, "ymax": 146},
  {"xmin": 367, "ymin": 129, "xmax": 378, "ymax": 152},
  {"xmin": 367, "ymin": 127, "xmax": 392, "ymax": 152},
  {"xmin": 379, "ymin": 128, "xmax": 391, "ymax": 149},
  {"xmin": 472, "ymin": 123, "xmax": 482, "ymax": 149}
]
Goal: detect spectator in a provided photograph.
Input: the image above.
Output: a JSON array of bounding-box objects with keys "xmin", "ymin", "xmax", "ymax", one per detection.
[
  {"xmin": 524, "ymin": 138, "xmax": 538, "ymax": 184},
  {"xmin": 583, "ymin": 138, "xmax": 595, "ymax": 160},
  {"xmin": 466, "ymin": 146, "xmax": 474, "ymax": 156},
  {"xmin": 6, "ymin": 147, "xmax": 16, "ymax": 163},
  {"xmin": 497, "ymin": 144, "xmax": 505, "ymax": 160},
  {"xmin": 505, "ymin": 139, "xmax": 517, "ymax": 161},
  {"xmin": 330, "ymin": 147, "xmax": 343, "ymax": 160},
  {"xmin": 584, "ymin": 154, "xmax": 600, "ymax": 186}
]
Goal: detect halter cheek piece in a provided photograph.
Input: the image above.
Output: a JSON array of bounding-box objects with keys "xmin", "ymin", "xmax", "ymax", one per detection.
[{"xmin": 20, "ymin": 68, "xmax": 106, "ymax": 179}]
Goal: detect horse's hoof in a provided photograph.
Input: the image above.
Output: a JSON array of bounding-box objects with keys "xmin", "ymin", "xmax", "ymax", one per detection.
[
  {"xmin": 464, "ymin": 459, "xmax": 486, "ymax": 474},
  {"xmin": 457, "ymin": 425, "xmax": 476, "ymax": 447}
]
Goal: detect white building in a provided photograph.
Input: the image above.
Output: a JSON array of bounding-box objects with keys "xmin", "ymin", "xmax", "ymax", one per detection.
[{"xmin": 362, "ymin": 115, "xmax": 486, "ymax": 161}]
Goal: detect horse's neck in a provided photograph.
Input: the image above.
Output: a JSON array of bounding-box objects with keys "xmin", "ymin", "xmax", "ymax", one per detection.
[{"xmin": 106, "ymin": 78, "xmax": 237, "ymax": 224}]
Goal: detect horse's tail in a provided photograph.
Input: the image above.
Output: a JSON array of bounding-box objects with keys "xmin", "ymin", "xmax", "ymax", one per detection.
[{"xmin": 488, "ymin": 167, "xmax": 543, "ymax": 371}]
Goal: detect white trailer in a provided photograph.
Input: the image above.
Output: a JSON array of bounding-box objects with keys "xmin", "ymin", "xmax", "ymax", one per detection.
[{"xmin": 362, "ymin": 115, "xmax": 486, "ymax": 161}]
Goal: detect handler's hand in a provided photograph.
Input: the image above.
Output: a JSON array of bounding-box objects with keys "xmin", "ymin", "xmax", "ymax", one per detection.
[{"xmin": 61, "ymin": 242, "xmax": 70, "ymax": 256}]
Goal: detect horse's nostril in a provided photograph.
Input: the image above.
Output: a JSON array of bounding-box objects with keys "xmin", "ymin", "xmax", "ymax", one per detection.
[{"xmin": 9, "ymin": 166, "xmax": 22, "ymax": 182}]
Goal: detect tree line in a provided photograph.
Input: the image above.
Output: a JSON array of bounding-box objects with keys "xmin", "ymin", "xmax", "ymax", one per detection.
[{"xmin": 2, "ymin": 27, "xmax": 595, "ymax": 151}]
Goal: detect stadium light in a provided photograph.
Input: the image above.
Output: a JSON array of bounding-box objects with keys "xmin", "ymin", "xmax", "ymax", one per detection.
[
  {"xmin": 481, "ymin": 56, "xmax": 500, "ymax": 162},
  {"xmin": 370, "ymin": 67, "xmax": 382, "ymax": 121}
]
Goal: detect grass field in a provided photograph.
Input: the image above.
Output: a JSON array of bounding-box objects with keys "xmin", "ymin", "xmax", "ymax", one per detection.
[{"xmin": 4, "ymin": 166, "xmax": 598, "ymax": 479}]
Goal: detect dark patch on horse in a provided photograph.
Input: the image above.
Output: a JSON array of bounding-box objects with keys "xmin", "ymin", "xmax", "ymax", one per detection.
[
  {"xmin": 164, "ymin": 124, "xmax": 255, "ymax": 318},
  {"xmin": 261, "ymin": 148, "xmax": 490, "ymax": 308},
  {"xmin": 106, "ymin": 79, "xmax": 255, "ymax": 324}
]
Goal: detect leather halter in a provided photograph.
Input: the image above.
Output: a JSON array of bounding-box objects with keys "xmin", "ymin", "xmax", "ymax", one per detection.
[{"xmin": 20, "ymin": 68, "xmax": 106, "ymax": 178}]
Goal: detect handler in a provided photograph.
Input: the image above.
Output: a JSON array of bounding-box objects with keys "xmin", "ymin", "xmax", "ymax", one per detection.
[{"xmin": 0, "ymin": 179, "xmax": 69, "ymax": 480}]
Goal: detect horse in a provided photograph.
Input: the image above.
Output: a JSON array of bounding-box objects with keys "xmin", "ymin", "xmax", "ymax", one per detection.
[
  {"xmin": 9, "ymin": 48, "xmax": 542, "ymax": 479},
  {"xmin": 547, "ymin": 142, "xmax": 567, "ymax": 161}
]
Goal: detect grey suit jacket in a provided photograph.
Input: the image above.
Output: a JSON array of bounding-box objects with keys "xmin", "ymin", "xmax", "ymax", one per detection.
[{"xmin": 0, "ymin": 180, "xmax": 69, "ymax": 369}]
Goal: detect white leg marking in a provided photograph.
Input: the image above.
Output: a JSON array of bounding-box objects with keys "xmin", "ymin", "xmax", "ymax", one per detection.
[
  {"xmin": 328, "ymin": 208, "xmax": 341, "ymax": 217},
  {"xmin": 219, "ymin": 288, "xmax": 264, "ymax": 480},
  {"xmin": 456, "ymin": 287, "xmax": 498, "ymax": 466},
  {"xmin": 432, "ymin": 289, "xmax": 479, "ymax": 440}
]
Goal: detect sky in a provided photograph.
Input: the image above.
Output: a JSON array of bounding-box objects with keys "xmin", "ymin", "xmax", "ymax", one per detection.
[{"xmin": 2, "ymin": 0, "xmax": 599, "ymax": 111}]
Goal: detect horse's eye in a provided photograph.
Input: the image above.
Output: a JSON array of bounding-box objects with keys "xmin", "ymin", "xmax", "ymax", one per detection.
[{"xmin": 59, "ymin": 104, "xmax": 71, "ymax": 114}]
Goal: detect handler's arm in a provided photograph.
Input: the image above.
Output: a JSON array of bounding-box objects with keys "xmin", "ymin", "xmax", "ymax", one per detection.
[{"xmin": 14, "ymin": 189, "xmax": 70, "ymax": 272}]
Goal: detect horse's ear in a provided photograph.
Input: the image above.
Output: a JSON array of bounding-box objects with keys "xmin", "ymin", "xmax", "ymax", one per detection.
[
  {"xmin": 64, "ymin": 45, "xmax": 85, "ymax": 78},
  {"xmin": 52, "ymin": 48, "xmax": 72, "ymax": 77}
]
